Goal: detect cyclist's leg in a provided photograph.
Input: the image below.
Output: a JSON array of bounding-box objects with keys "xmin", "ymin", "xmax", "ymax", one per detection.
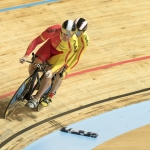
[
  {"xmin": 25, "ymin": 55, "xmax": 44, "ymax": 100},
  {"xmin": 41, "ymin": 67, "xmax": 67, "ymax": 107},
  {"xmin": 39, "ymin": 71, "xmax": 62, "ymax": 107},
  {"xmin": 27, "ymin": 66, "xmax": 55, "ymax": 108},
  {"xmin": 35, "ymin": 66, "xmax": 54, "ymax": 100},
  {"xmin": 26, "ymin": 43, "xmax": 64, "ymax": 108},
  {"xmin": 28, "ymin": 58, "xmax": 42, "ymax": 75},
  {"xmin": 43, "ymin": 76, "xmax": 62, "ymax": 106},
  {"xmin": 49, "ymin": 69, "xmax": 63, "ymax": 95}
]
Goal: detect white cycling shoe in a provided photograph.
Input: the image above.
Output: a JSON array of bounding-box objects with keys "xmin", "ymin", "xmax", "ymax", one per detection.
[{"xmin": 26, "ymin": 97, "xmax": 39, "ymax": 108}]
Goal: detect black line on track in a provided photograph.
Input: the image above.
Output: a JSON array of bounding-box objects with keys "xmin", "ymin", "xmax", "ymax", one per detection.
[{"xmin": 1, "ymin": 87, "xmax": 150, "ymax": 148}]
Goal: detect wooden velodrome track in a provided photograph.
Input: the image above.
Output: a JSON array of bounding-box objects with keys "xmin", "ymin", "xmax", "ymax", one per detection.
[{"xmin": 0, "ymin": 0, "xmax": 150, "ymax": 149}]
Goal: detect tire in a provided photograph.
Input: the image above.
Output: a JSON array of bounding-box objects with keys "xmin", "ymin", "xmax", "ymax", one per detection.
[{"xmin": 4, "ymin": 77, "xmax": 33, "ymax": 118}]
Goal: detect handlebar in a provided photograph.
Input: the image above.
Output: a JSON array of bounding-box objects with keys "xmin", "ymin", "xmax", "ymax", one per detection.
[
  {"xmin": 25, "ymin": 60, "xmax": 51, "ymax": 73},
  {"xmin": 25, "ymin": 53, "xmax": 52, "ymax": 72}
]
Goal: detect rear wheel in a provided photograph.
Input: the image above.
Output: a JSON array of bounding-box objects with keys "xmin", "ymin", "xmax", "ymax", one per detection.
[{"xmin": 4, "ymin": 77, "xmax": 33, "ymax": 118}]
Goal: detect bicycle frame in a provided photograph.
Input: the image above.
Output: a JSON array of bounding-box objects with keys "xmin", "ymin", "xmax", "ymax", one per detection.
[{"xmin": 4, "ymin": 53, "xmax": 52, "ymax": 118}]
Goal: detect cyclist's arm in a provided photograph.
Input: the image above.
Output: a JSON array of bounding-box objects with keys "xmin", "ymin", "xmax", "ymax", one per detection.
[
  {"xmin": 66, "ymin": 34, "xmax": 90, "ymax": 73},
  {"xmin": 64, "ymin": 34, "xmax": 79, "ymax": 73},
  {"xmin": 25, "ymin": 36, "xmax": 44, "ymax": 56},
  {"xmin": 25, "ymin": 25, "xmax": 61, "ymax": 56}
]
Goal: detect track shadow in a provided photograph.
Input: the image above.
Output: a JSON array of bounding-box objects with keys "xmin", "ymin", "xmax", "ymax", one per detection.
[
  {"xmin": 0, "ymin": 98, "xmax": 37, "ymax": 121},
  {"xmin": 0, "ymin": 98, "xmax": 10, "ymax": 119}
]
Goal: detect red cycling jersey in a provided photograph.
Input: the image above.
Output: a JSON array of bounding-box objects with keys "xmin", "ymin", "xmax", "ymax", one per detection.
[
  {"xmin": 25, "ymin": 24, "xmax": 78, "ymax": 73},
  {"xmin": 25, "ymin": 25, "xmax": 63, "ymax": 58}
]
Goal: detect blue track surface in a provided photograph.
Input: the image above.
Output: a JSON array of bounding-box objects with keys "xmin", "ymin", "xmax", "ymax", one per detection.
[{"xmin": 24, "ymin": 100, "xmax": 150, "ymax": 150}]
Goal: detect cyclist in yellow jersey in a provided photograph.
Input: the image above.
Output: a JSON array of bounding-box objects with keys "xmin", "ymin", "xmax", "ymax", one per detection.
[
  {"xmin": 41, "ymin": 18, "xmax": 89, "ymax": 107},
  {"xmin": 65, "ymin": 18, "xmax": 89, "ymax": 73},
  {"xmin": 20, "ymin": 20, "xmax": 78, "ymax": 109}
]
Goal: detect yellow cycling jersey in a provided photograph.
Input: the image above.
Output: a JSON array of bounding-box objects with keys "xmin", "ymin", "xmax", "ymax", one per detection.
[
  {"xmin": 48, "ymin": 34, "xmax": 78, "ymax": 73},
  {"xmin": 65, "ymin": 31, "xmax": 90, "ymax": 74}
]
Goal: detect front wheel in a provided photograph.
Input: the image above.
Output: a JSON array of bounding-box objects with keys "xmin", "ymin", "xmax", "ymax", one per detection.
[{"xmin": 4, "ymin": 77, "xmax": 33, "ymax": 118}]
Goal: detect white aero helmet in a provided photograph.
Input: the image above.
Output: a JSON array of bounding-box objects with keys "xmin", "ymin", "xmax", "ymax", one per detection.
[
  {"xmin": 74, "ymin": 18, "xmax": 88, "ymax": 32},
  {"xmin": 61, "ymin": 20, "xmax": 76, "ymax": 37}
]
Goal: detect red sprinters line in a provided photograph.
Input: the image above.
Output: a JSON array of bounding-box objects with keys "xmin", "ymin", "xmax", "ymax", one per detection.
[
  {"xmin": 1, "ymin": 55, "xmax": 150, "ymax": 99},
  {"xmin": 66, "ymin": 55, "xmax": 150, "ymax": 78},
  {"xmin": 0, "ymin": 91, "xmax": 16, "ymax": 99}
]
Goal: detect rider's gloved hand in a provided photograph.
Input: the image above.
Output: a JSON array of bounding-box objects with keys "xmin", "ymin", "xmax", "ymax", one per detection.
[
  {"xmin": 45, "ymin": 70, "xmax": 53, "ymax": 78},
  {"xmin": 19, "ymin": 55, "xmax": 28, "ymax": 64}
]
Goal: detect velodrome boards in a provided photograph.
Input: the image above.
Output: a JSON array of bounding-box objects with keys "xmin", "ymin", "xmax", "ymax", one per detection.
[{"xmin": 0, "ymin": 0, "xmax": 150, "ymax": 149}]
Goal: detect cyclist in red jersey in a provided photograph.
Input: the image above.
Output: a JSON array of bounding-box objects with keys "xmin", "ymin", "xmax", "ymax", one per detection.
[{"xmin": 20, "ymin": 20, "xmax": 78, "ymax": 108}]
